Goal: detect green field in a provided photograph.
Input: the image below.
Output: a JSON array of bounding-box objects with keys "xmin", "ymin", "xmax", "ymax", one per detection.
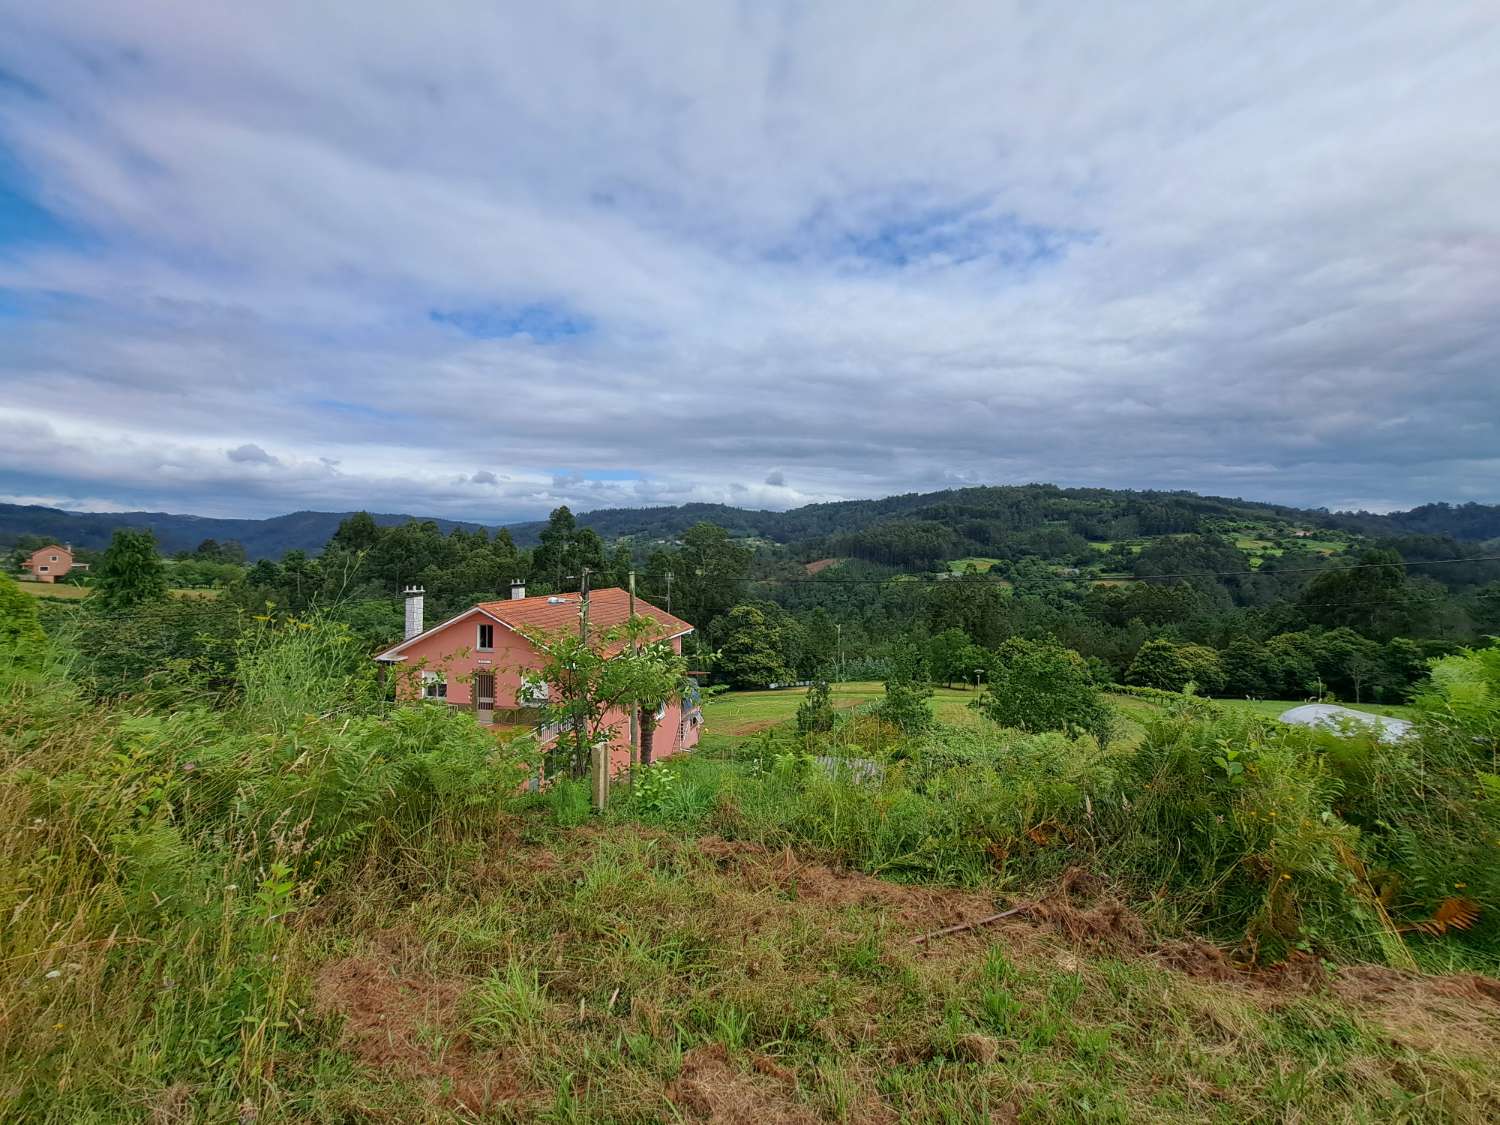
[
  {"xmin": 946, "ymin": 556, "xmax": 1003, "ymax": 573},
  {"xmin": 12, "ymin": 581, "xmax": 91, "ymax": 599},
  {"xmin": 14, "ymin": 583, "xmax": 222, "ymax": 601},
  {"xmin": 702, "ymin": 683, "xmax": 1414, "ymax": 752},
  {"xmin": 1214, "ymin": 696, "xmax": 1413, "ymax": 721},
  {"xmin": 702, "ymin": 681, "xmax": 986, "ymax": 739}
]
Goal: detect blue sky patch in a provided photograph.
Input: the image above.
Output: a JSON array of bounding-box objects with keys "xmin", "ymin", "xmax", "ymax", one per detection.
[
  {"xmin": 0, "ymin": 146, "xmax": 70, "ymax": 250},
  {"xmin": 774, "ymin": 196, "xmax": 1092, "ymax": 273},
  {"xmin": 429, "ymin": 301, "xmax": 592, "ymax": 342}
]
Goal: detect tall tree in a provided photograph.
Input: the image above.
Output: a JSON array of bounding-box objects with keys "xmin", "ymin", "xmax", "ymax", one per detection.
[
  {"xmin": 330, "ymin": 511, "xmax": 383, "ymax": 553},
  {"xmin": 1299, "ymin": 549, "xmax": 1413, "ymax": 640},
  {"xmin": 95, "ymin": 529, "xmax": 168, "ymax": 612},
  {"xmin": 519, "ymin": 618, "xmax": 687, "ymax": 779},
  {"xmin": 715, "ymin": 604, "xmax": 792, "ymax": 688},
  {"xmin": 670, "ymin": 523, "xmax": 753, "ymax": 629}
]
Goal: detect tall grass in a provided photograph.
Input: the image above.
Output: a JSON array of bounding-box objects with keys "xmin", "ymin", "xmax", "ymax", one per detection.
[{"xmin": 0, "ymin": 616, "xmax": 530, "ymax": 1119}]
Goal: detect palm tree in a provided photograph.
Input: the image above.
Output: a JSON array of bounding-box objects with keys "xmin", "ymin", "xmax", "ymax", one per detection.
[{"xmin": 638, "ymin": 673, "xmax": 690, "ymax": 767}]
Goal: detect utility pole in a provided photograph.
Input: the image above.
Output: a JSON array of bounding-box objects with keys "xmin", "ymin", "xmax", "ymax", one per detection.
[
  {"xmin": 836, "ymin": 623, "xmax": 843, "ymax": 679},
  {"xmin": 665, "ymin": 570, "xmax": 673, "ymax": 617},
  {"xmin": 579, "ymin": 567, "xmax": 591, "ymax": 641},
  {"xmin": 579, "ymin": 567, "xmax": 607, "ymax": 813},
  {"xmin": 628, "ymin": 570, "xmax": 639, "ymax": 775}
]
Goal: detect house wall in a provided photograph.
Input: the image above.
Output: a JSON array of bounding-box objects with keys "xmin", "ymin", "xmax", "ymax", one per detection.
[
  {"xmin": 388, "ymin": 610, "xmax": 534, "ymax": 708},
  {"xmin": 26, "ymin": 547, "xmax": 73, "ymax": 584},
  {"xmin": 387, "ymin": 615, "xmax": 699, "ymax": 774}
]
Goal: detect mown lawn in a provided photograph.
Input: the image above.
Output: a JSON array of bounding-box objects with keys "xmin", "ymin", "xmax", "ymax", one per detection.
[{"xmin": 702, "ymin": 681, "xmax": 987, "ymax": 739}]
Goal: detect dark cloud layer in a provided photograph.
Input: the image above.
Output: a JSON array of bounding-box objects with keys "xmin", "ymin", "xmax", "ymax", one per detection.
[{"xmin": 1, "ymin": 2, "xmax": 1497, "ymax": 520}]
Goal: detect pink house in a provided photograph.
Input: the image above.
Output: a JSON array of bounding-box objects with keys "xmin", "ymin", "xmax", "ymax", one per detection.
[
  {"xmin": 372, "ymin": 584, "xmax": 702, "ymax": 775},
  {"xmin": 24, "ymin": 544, "xmax": 86, "ymax": 584}
]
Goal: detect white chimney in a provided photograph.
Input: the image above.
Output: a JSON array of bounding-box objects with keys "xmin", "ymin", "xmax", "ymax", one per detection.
[
  {"xmin": 510, "ymin": 579, "xmax": 526, "ymax": 600},
  {"xmin": 403, "ymin": 586, "xmax": 425, "ymax": 639}
]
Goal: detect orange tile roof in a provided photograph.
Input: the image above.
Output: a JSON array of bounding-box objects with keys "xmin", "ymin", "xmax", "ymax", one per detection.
[{"xmin": 477, "ymin": 587, "xmax": 693, "ymax": 648}]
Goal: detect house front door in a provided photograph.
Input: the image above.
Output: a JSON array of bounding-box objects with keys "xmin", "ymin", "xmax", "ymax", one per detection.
[{"xmin": 474, "ymin": 672, "xmax": 496, "ymax": 722}]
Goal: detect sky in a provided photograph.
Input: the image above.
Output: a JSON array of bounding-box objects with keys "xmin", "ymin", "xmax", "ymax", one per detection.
[{"xmin": 1, "ymin": 2, "xmax": 1498, "ymax": 522}]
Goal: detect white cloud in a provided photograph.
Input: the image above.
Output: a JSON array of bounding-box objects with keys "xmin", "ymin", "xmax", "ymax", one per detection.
[{"xmin": 0, "ymin": 2, "xmax": 1497, "ymax": 520}]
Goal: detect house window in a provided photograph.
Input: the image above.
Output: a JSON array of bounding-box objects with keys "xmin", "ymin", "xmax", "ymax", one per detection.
[
  {"xmin": 49, "ymin": 555, "xmax": 58, "ymax": 562},
  {"xmin": 421, "ymin": 671, "xmax": 447, "ymax": 699},
  {"xmin": 477, "ymin": 623, "xmax": 494, "ymax": 651},
  {"xmin": 38, "ymin": 566, "xmax": 49, "ymax": 573}
]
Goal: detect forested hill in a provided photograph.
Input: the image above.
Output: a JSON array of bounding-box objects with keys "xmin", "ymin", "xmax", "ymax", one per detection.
[
  {"xmin": 507, "ymin": 487, "xmax": 1500, "ymax": 549},
  {"xmin": 3, "ymin": 487, "xmax": 1498, "ymax": 560},
  {"xmin": 0, "ymin": 504, "xmax": 489, "ymax": 559}
]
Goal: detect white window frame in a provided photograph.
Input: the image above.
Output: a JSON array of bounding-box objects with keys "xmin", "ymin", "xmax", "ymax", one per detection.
[
  {"xmin": 37, "ymin": 566, "xmax": 49, "ymax": 573},
  {"xmin": 477, "ymin": 623, "xmax": 494, "ymax": 651},
  {"xmin": 421, "ymin": 670, "xmax": 447, "ymax": 700}
]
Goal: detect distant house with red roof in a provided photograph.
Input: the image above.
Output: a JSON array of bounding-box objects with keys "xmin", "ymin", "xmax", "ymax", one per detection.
[
  {"xmin": 24, "ymin": 544, "xmax": 87, "ymax": 584},
  {"xmin": 372, "ymin": 583, "xmax": 701, "ymax": 773}
]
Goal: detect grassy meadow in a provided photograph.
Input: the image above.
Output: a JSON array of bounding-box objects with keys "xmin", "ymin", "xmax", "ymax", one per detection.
[{"xmin": 14, "ymin": 581, "xmax": 222, "ymax": 602}]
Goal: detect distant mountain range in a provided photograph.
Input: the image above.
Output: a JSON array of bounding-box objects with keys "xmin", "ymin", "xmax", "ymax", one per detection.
[
  {"xmin": 0, "ymin": 505, "xmax": 490, "ymax": 559},
  {"xmin": 2, "ymin": 488, "xmax": 1498, "ymax": 561}
]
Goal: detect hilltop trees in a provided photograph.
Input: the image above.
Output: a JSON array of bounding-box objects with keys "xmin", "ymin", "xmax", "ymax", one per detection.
[{"xmin": 531, "ymin": 506, "xmax": 608, "ymax": 593}]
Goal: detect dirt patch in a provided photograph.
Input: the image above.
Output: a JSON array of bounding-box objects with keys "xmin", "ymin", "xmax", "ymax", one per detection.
[
  {"xmin": 313, "ymin": 956, "xmax": 521, "ymax": 1113},
  {"xmin": 695, "ymin": 836, "xmax": 996, "ymax": 929},
  {"xmin": 668, "ymin": 1044, "xmax": 819, "ymax": 1124},
  {"xmin": 803, "ymin": 558, "xmax": 839, "ymax": 576},
  {"xmin": 1327, "ymin": 964, "xmax": 1500, "ymax": 1054},
  {"xmin": 145, "ymin": 1083, "xmax": 196, "ymax": 1125},
  {"xmin": 1004, "ymin": 868, "xmax": 1149, "ymax": 953},
  {"xmin": 1156, "ymin": 939, "xmax": 1243, "ymax": 983}
]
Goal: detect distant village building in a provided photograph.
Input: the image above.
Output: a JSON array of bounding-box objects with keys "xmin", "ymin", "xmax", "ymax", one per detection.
[
  {"xmin": 1289, "ymin": 529, "xmax": 1315, "ymax": 538},
  {"xmin": 373, "ymin": 583, "xmax": 701, "ymax": 773},
  {"xmin": 23, "ymin": 544, "xmax": 87, "ymax": 584}
]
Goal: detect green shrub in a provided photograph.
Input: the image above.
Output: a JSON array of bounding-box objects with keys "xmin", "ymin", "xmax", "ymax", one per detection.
[
  {"xmin": 0, "ymin": 574, "xmax": 46, "ymax": 674},
  {"xmin": 796, "ymin": 679, "xmax": 837, "ymax": 734},
  {"xmin": 981, "ymin": 637, "xmax": 1114, "ymax": 745}
]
